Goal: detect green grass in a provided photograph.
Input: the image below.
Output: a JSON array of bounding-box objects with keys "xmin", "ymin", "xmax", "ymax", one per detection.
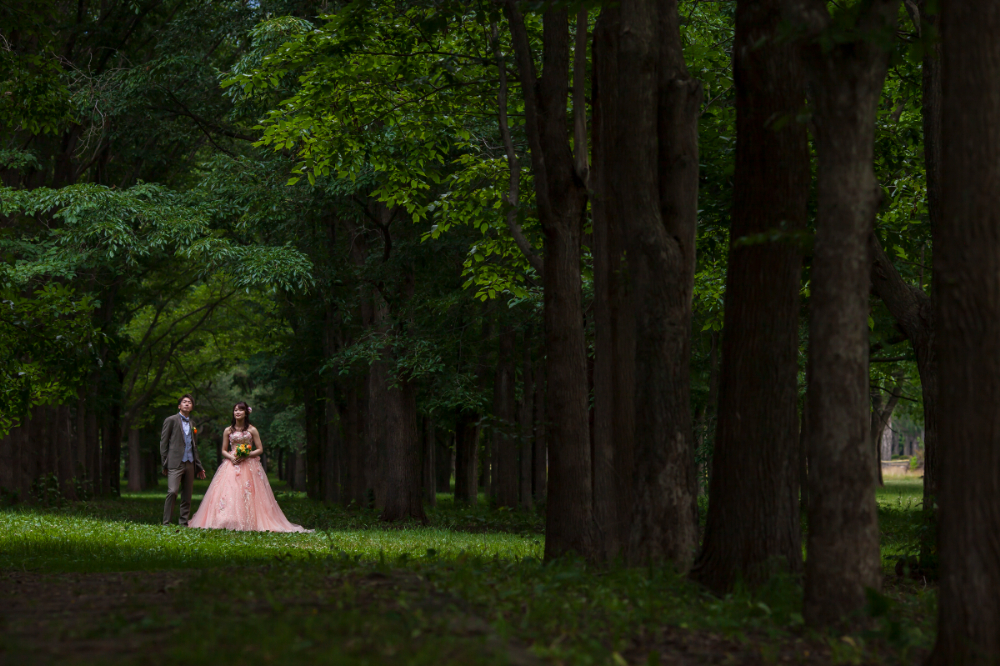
[
  {"xmin": 0, "ymin": 476, "xmax": 936, "ymax": 665},
  {"xmin": 876, "ymin": 477, "xmax": 927, "ymax": 568}
]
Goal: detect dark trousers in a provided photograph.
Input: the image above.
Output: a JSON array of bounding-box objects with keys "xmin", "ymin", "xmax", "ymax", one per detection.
[{"xmin": 163, "ymin": 461, "xmax": 195, "ymax": 525}]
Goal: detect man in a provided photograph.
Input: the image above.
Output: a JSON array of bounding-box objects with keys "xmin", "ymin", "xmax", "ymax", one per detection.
[{"xmin": 161, "ymin": 394, "xmax": 206, "ymax": 526}]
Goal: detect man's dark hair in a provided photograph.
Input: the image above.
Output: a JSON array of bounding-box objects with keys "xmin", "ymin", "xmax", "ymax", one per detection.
[{"xmin": 178, "ymin": 393, "xmax": 195, "ymax": 407}]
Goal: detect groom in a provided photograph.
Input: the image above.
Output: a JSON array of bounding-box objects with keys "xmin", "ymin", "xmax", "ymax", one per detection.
[{"xmin": 161, "ymin": 394, "xmax": 206, "ymax": 526}]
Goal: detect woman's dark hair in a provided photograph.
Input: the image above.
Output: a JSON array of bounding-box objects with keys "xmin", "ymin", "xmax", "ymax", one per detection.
[{"xmin": 231, "ymin": 401, "xmax": 252, "ymax": 432}]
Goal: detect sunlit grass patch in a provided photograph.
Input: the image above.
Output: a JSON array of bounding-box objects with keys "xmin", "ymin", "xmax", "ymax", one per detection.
[{"xmin": 0, "ymin": 488, "xmax": 544, "ymax": 574}]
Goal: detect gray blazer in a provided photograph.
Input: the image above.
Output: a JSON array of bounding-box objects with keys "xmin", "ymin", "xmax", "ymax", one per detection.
[{"xmin": 160, "ymin": 413, "xmax": 205, "ymax": 472}]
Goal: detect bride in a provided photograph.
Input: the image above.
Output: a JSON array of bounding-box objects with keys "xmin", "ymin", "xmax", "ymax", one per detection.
[{"xmin": 189, "ymin": 401, "xmax": 311, "ymax": 532}]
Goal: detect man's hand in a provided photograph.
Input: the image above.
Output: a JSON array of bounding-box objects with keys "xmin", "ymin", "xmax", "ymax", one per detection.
[{"xmin": 197, "ymin": 470, "xmax": 206, "ymax": 480}]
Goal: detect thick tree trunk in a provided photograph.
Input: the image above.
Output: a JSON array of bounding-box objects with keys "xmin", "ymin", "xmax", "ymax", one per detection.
[
  {"xmin": 105, "ymin": 402, "xmax": 122, "ymax": 497},
  {"xmin": 127, "ymin": 427, "xmax": 144, "ymax": 492},
  {"xmin": 519, "ymin": 332, "xmax": 534, "ymax": 510},
  {"xmin": 928, "ymin": 2, "xmax": 1000, "ymax": 661},
  {"xmin": 495, "ymin": 325, "xmax": 518, "ymax": 508},
  {"xmin": 691, "ymin": 0, "xmax": 808, "ymax": 594},
  {"xmin": 619, "ymin": 0, "xmax": 701, "ymax": 569},
  {"xmin": 453, "ymin": 413, "xmax": 479, "ymax": 503},
  {"xmin": 504, "ymin": 3, "xmax": 595, "ymax": 560},
  {"xmin": 379, "ymin": 377, "xmax": 426, "ymax": 523},
  {"xmin": 783, "ymin": 0, "xmax": 901, "ymax": 626},
  {"xmin": 592, "ymin": 6, "xmax": 637, "ymax": 559}
]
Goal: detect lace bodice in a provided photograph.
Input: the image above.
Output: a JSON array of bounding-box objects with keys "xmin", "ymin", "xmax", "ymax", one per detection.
[{"xmin": 229, "ymin": 429, "xmax": 253, "ymax": 446}]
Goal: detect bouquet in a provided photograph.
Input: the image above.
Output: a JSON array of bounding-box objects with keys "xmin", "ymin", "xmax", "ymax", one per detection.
[{"xmin": 234, "ymin": 443, "xmax": 253, "ymax": 461}]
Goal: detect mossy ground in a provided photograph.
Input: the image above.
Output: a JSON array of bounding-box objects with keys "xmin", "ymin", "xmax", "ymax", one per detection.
[{"xmin": 1, "ymin": 477, "xmax": 933, "ymax": 665}]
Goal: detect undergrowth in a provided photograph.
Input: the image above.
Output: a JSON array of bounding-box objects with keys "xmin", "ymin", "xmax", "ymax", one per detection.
[{"xmin": 0, "ymin": 477, "xmax": 935, "ymax": 665}]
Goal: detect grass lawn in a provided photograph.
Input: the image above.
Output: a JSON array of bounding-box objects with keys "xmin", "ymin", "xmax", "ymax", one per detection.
[{"xmin": 0, "ymin": 477, "xmax": 934, "ymax": 665}]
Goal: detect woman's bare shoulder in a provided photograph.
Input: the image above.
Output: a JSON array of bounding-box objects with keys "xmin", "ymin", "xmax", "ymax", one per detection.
[
  {"xmin": 249, "ymin": 425, "xmax": 260, "ymax": 435},
  {"xmin": 223, "ymin": 426, "xmax": 232, "ymax": 436}
]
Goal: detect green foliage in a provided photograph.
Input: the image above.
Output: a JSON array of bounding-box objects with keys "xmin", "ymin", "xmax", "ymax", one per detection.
[
  {"xmin": 1, "ymin": 483, "xmax": 935, "ymax": 664},
  {"xmin": 0, "ymin": 281, "xmax": 99, "ymax": 432}
]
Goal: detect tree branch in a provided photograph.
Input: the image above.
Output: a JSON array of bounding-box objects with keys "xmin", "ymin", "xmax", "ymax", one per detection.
[
  {"xmin": 492, "ymin": 22, "xmax": 543, "ymax": 274},
  {"xmin": 869, "ymin": 231, "xmax": 932, "ymax": 348}
]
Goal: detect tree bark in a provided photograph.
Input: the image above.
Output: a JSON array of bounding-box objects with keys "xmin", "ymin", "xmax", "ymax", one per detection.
[
  {"xmin": 906, "ymin": 0, "xmax": 942, "ymax": 517},
  {"xmin": 379, "ymin": 375, "xmax": 427, "ymax": 523},
  {"xmin": 618, "ymin": 0, "xmax": 701, "ymax": 569},
  {"xmin": 782, "ymin": 0, "xmax": 900, "ymax": 626},
  {"xmin": 495, "ymin": 325, "xmax": 518, "ymax": 508},
  {"xmin": 928, "ymin": 1, "xmax": 1000, "ymax": 661},
  {"xmin": 504, "ymin": 2, "xmax": 595, "ymax": 560},
  {"xmin": 423, "ymin": 417, "xmax": 437, "ymax": 506},
  {"xmin": 303, "ymin": 384, "xmax": 322, "ymax": 501},
  {"xmin": 453, "ymin": 413, "xmax": 479, "ymax": 503},
  {"xmin": 592, "ymin": 5, "xmax": 637, "ymax": 559},
  {"xmin": 519, "ymin": 331, "xmax": 534, "ymax": 510},
  {"xmin": 533, "ymin": 361, "xmax": 547, "ymax": 503},
  {"xmin": 691, "ymin": 0, "xmax": 808, "ymax": 594}
]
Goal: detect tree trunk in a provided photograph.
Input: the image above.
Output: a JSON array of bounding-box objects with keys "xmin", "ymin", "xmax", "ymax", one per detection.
[
  {"xmin": 519, "ymin": 331, "xmax": 534, "ymax": 510},
  {"xmin": 368, "ymin": 359, "xmax": 390, "ymax": 510},
  {"xmin": 694, "ymin": 331, "xmax": 720, "ymax": 495},
  {"xmin": 915, "ymin": 0, "xmax": 941, "ymax": 516},
  {"xmin": 423, "ymin": 416, "xmax": 436, "ymax": 506},
  {"xmin": 869, "ymin": 372, "xmax": 903, "ymax": 488},
  {"xmin": 303, "ymin": 384, "xmax": 322, "ymax": 501},
  {"xmin": 592, "ymin": 4, "xmax": 637, "ymax": 559},
  {"xmin": 783, "ymin": 0, "xmax": 901, "ymax": 626},
  {"xmin": 495, "ymin": 325, "xmax": 518, "ymax": 508},
  {"xmin": 454, "ymin": 413, "xmax": 479, "ymax": 503},
  {"xmin": 504, "ymin": 2, "xmax": 595, "ymax": 560},
  {"xmin": 928, "ymin": 1, "xmax": 1000, "ymax": 661},
  {"xmin": 105, "ymin": 402, "xmax": 122, "ymax": 497},
  {"xmin": 324, "ymin": 386, "xmax": 341, "ymax": 504},
  {"xmin": 57, "ymin": 406, "xmax": 76, "ymax": 500},
  {"xmin": 691, "ymin": 0, "xmax": 808, "ymax": 594},
  {"xmin": 379, "ymin": 376, "xmax": 426, "ymax": 523},
  {"xmin": 533, "ymin": 360, "xmax": 547, "ymax": 503},
  {"xmin": 618, "ymin": 0, "xmax": 701, "ymax": 569},
  {"xmin": 127, "ymin": 427, "xmax": 144, "ymax": 492},
  {"xmin": 436, "ymin": 430, "xmax": 452, "ymax": 493}
]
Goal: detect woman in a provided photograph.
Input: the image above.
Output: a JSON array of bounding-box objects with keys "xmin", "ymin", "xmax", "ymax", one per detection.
[{"xmin": 189, "ymin": 402, "xmax": 311, "ymax": 532}]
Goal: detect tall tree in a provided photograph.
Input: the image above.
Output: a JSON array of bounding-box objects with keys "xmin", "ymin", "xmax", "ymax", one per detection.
[
  {"xmin": 929, "ymin": 0, "xmax": 1000, "ymax": 661},
  {"xmin": 692, "ymin": 0, "xmax": 808, "ymax": 594},
  {"xmin": 494, "ymin": 324, "xmax": 518, "ymax": 507},
  {"xmin": 617, "ymin": 0, "xmax": 702, "ymax": 568},
  {"xmin": 503, "ymin": 2, "xmax": 595, "ymax": 560},
  {"xmin": 591, "ymin": 5, "xmax": 636, "ymax": 560},
  {"xmin": 782, "ymin": 0, "xmax": 901, "ymax": 625}
]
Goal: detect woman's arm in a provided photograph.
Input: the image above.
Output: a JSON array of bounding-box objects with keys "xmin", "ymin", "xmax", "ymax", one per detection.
[
  {"xmin": 221, "ymin": 427, "xmax": 235, "ymax": 462},
  {"xmin": 249, "ymin": 427, "xmax": 264, "ymax": 458}
]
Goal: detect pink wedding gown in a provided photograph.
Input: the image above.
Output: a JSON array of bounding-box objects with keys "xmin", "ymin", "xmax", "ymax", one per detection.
[{"xmin": 189, "ymin": 430, "xmax": 311, "ymax": 532}]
